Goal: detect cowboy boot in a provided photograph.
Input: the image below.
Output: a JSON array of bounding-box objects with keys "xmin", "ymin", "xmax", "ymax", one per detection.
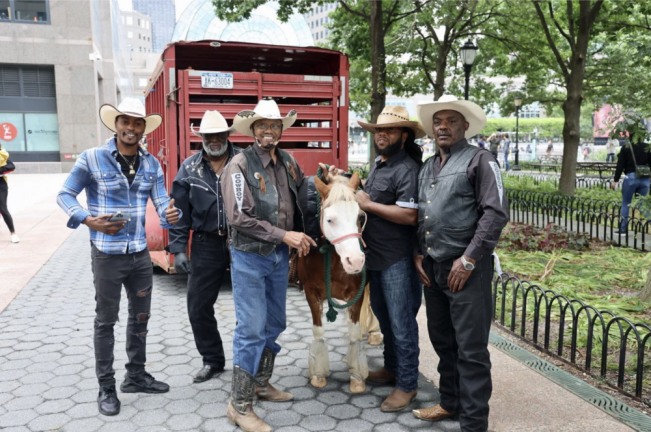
[
  {"xmin": 255, "ymin": 348, "xmax": 293, "ymax": 402},
  {"xmin": 227, "ymin": 366, "xmax": 271, "ymax": 432}
]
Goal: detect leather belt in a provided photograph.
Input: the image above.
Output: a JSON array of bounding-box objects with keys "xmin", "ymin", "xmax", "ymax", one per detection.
[{"xmin": 196, "ymin": 230, "xmax": 227, "ymax": 236}]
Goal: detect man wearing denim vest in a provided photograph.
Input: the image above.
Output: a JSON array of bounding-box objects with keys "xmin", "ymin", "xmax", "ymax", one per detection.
[{"xmin": 222, "ymin": 98, "xmax": 316, "ymax": 432}]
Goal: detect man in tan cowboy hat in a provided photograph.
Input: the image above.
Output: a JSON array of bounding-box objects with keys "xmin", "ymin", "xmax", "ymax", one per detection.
[
  {"xmin": 221, "ymin": 97, "xmax": 316, "ymax": 432},
  {"xmin": 412, "ymin": 95, "xmax": 508, "ymax": 431},
  {"xmin": 354, "ymin": 105, "xmax": 425, "ymax": 412},
  {"xmin": 57, "ymin": 97, "xmax": 181, "ymax": 416},
  {"xmin": 168, "ymin": 110, "xmax": 242, "ymax": 384}
]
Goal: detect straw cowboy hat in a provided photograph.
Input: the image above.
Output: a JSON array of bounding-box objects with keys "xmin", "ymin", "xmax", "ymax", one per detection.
[
  {"xmin": 358, "ymin": 105, "xmax": 426, "ymax": 139},
  {"xmin": 191, "ymin": 110, "xmax": 234, "ymax": 137},
  {"xmin": 99, "ymin": 97, "xmax": 162, "ymax": 135},
  {"xmin": 417, "ymin": 95, "xmax": 487, "ymax": 138},
  {"xmin": 232, "ymin": 98, "xmax": 297, "ymax": 138}
]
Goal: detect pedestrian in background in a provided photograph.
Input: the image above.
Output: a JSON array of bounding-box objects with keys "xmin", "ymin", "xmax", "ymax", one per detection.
[
  {"xmin": 546, "ymin": 140, "xmax": 554, "ymax": 156},
  {"xmin": 488, "ymin": 134, "xmax": 500, "ymax": 166},
  {"xmin": 0, "ymin": 142, "xmax": 18, "ymax": 243},
  {"xmin": 502, "ymin": 135, "xmax": 511, "ymax": 171},
  {"xmin": 168, "ymin": 111, "xmax": 241, "ymax": 384},
  {"xmin": 57, "ymin": 98, "xmax": 181, "ymax": 416},
  {"xmin": 606, "ymin": 137, "xmax": 618, "ymax": 163},
  {"xmin": 611, "ymin": 136, "xmax": 651, "ymax": 235}
]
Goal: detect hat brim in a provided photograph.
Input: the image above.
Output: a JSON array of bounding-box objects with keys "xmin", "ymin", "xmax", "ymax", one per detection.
[
  {"xmin": 99, "ymin": 104, "xmax": 163, "ymax": 135},
  {"xmin": 416, "ymin": 100, "xmax": 487, "ymax": 139},
  {"xmin": 357, "ymin": 120, "xmax": 427, "ymax": 139},
  {"xmin": 232, "ymin": 110, "xmax": 297, "ymax": 138},
  {"xmin": 191, "ymin": 124, "xmax": 234, "ymax": 137}
]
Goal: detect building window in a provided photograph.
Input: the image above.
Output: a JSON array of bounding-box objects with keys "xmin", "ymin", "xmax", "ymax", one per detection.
[
  {"xmin": 0, "ymin": 65, "xmax": 55, "ymax": 98},
  {"xmin": 126, "ymin": 16, "xmax": 132, "ymax": 25},
  {"xmin": 145, "ymin": 21, "xmax": 149, "ymax": 29},
  {"xmin": 0, "ymin": 0, "xmax": 50, "ymax": 23},
  {"xmin": 320, "ymin": 30, "xmax": 323, "ymax": 39},
  {"xmin": 138, "ymin": 33, "xmax": 141, "ymax": 39}
]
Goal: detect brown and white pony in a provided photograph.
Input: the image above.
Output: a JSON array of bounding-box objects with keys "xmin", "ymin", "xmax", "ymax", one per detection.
[{"xmin": 297, "ymin": 173, "xmax": 370, "ymax": 394}]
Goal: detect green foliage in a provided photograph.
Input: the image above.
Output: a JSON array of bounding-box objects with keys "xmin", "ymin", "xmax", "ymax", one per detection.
[
  {"xmin": 503, "ymin": 175, "xmax": 622, "ymax": 201},
  {"xmin": 600, "ymin": 107, "xmax": 651, "ymax": 145},
  {"xmin": 482, "ymin": 118, "xmax": 565, "ymax": 139}
]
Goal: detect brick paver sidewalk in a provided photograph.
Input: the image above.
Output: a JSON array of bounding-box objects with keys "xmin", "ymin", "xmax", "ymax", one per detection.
[{"xmin": 0, "ymin": 228, "xmax": 459, "ymax": 432}]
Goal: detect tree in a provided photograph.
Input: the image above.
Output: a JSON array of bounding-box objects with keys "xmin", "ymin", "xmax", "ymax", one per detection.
[{"xmin": 213, "ymin": 0, "xmax": 424, "ymax": 163}]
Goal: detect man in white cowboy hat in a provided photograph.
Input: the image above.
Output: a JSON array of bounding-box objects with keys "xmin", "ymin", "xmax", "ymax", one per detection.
[
  {"xmin": 168, "ymin": 110, "xmax": 242, "ymax": 383},
  {"xmin": 57, "ymin": 97, "xmax": 181, "ymax": 416},
  {"xmin": 221, "ymin": 97, "xmax": 317, "ymax": 432},
  {"xmin": 354, "ymin": 105, "xmax": 425, "ymax": 412},
  {"xmin": 412, "ymin": 95, "xmax": 508, "ymax": 431}
]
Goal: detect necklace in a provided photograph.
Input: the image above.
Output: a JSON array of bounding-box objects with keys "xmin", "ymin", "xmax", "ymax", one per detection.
[
  {"xmin": 119, "ymin": 152, "xmax": 138, "ymax": 175},
  {"xmin": 208, "ymin": 156, "xmax": 228, "ymax": 177}
]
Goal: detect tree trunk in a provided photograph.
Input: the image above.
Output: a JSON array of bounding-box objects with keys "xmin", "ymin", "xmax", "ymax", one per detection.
[
  {"xmin": 368, "ymin": 0, "xmax": 386, "ymax": 163},
  {"xmin": 433, "ymin": 44, "xmax": 448, "ymax": 101},
  {"xmin": 639, "ymin": 267, "xmax": 651, "ymax": 303},
  {"xmin": 558, "ymin": 1, "xmax": 597, "ymax": 196}
]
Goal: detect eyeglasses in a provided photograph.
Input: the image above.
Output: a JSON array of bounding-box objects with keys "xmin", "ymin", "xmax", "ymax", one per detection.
[
  {"xmin": 375, "ymin": 127, "xmax": 401, "ymax": 134},
  {"xmin": 254, "ymin": 123, "xmax": 282, "ymax": 131}
]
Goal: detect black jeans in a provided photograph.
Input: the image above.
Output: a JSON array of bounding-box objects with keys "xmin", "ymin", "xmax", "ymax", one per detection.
[
  {"xmin": 0, "ymin": 179, "xmax": 15, "ymax": 233},
  {"xmin": 187, "ymin": 233, "xmax": 229, "ymax": 368},
  {"xmin": 423, "ymin": 255, "xmax": 493, "ymax": 432},
  {"xmin": 91, "ymin": 244, "xmax": 153, "ymax": 388}
]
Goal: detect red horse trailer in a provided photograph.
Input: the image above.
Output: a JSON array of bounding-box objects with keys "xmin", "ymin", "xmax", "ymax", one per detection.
[{"xmin": 143, "ymin": 40, "xmax": 350, "ymax": 272}]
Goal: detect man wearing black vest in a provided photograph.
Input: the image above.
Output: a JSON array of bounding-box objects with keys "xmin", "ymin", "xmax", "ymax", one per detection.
[
  {"xmin": 222, "ymin": 98, "xmax": 316, "ymax": 432},
  {"xmin": 412, "ymin": 95, "xmax": 509, "ymax": 432}
]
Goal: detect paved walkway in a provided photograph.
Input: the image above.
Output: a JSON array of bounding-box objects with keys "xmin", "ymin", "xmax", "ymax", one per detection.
[{"xmin": 0, "ymin": 174, "xmax": 640, "ymax": 432}]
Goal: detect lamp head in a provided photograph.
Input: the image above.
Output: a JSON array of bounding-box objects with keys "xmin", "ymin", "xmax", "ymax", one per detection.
[
  {"xmin": 460, "ymin": 39, "xmax": 478, "ymax": 67},
  {"xmin": 514, "ymin": 97, "xmax": 523, "ymax": 107}
]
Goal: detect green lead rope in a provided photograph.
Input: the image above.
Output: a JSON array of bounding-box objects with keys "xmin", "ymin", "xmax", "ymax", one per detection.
[{"xmin": 316, "ymin": 165, "xmax": 367, "ymax": 323}]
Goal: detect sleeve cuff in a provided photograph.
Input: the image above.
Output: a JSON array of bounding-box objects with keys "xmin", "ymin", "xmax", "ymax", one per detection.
[
  {"xmin": 67, "ymin": 210, "xmax": 91, "ymax": 229},
  {"xmin": 396, "ymin": 200, "xmax": 419, "ymax": 209},
  {"xmin": 464, "ymin": 244, "xmax": 486, "ymax": 262},
  {"xmin": 167, "ymin": 243, "xmax": 187, "ymax": 254},
  {"xmin": 270, "ymin": 227, "xmax": 286, "ymax": 245},
  {"xmin": 160, "ymin": 209, "xmax": 184, "ymax": 230}
]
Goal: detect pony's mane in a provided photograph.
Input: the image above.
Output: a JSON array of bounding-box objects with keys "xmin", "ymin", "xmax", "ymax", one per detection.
[{"xmin": 323, "ymin": 175, "xmax": 357, "ymax": 207}]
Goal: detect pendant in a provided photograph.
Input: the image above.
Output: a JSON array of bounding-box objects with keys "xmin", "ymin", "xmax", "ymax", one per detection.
[{"xmin": 129, "ymin": 169, "xmax": 135, "ymax": 175}]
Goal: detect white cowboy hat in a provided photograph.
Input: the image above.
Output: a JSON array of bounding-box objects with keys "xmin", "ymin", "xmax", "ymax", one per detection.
[
  {"xmin": 416, "ymin": 95, "xmax": 487, "ymax": 139},
  {"xmin": 99, "ymin": 97, "xmax": 162, "ymax": 135},
  {"xmin": 358, "ymin": 105, "xmax": 426, "ymax": 139},
  {"xmin": 191, "ymin": 110, "xmax": 234, "ymax": 137},
  {"xmin": 232, "ymin": 98, "xmax": 297, "ymax": 138}
]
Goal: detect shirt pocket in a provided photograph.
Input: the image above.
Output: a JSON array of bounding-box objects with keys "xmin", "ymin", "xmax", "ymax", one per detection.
[
  {"xmin": 93, "ymin": 170, "xmax": 123, "ymax": 195},
  {"xmin": 138, "ymin": 171, "xmax": 157, "ymax": 194},
  {"xmin": 369, "ymin": 177, "xmax": 395, "ymax": 204}
]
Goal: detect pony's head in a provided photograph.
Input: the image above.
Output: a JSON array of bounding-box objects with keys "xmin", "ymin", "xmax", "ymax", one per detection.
[{"xmin": 315, "ymin": 173, "xmax": 366, "ymax": 274}]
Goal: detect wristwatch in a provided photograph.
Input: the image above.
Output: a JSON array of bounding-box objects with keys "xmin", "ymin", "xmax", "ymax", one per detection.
[{"xmin": 460, "ymin": 255, "xmax": 475, "ymax": 271}]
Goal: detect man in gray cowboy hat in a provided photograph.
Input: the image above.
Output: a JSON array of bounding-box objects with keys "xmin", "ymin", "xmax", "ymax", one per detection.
[
  {"xmin": 412, "ymin": 95, "xmax": 509, "ymax": 431},
  {"xmin": 168, "ymin": 110, "xmax": 242, "ymax": 384},
  {"xmin": 221, "ymin": 97, "xmax": 317, "ymax": 432},
  {"xmin": 355, "ymin": 105, "xmax": 425, "ymax": 412},
  {"xmin": 57, "ymin": 97, "xmax": 181, "ymax": 416}
]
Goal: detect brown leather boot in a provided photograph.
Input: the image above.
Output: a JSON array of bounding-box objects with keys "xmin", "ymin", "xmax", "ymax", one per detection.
[
  {"xmin": 227, "ymin": 366, "xmax": 271, "ymax": 432},
  {"xmin": 380, "ymin": 388, "xmax": 418, "ymax": 412},
  {"xmin": 366, "ymin": 367, "xmax": 396, "ymax": 384},
  {"xmin": 256, "ymin": 382, "xmax": 293, "ymax": 402},
  {"xmin": 413, "ymin": 404, "xmax": 455, "ymax": 422},
  {"xmin": 255, "ymin": 348, "xmax": 294, "ymax": 402}
]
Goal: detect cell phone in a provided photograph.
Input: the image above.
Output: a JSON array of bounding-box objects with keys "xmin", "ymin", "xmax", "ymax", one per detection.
[{"xmin": 108, "ymin": 212, "xmax": 132, "ymax": 222}]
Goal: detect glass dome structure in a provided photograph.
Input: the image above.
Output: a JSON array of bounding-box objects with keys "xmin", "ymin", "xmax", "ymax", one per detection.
[{"xmin": 172, "ymin": 0, "xmax": 314, "ymax": 46}]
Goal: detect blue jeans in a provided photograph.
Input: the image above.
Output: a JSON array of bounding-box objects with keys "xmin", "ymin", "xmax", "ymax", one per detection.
[
  {"xmin": 368, "ymin": 256, "xmax": 422, "ymax": 392},
  {"xmin": 230, "ymin": 244, "xmax": 289, "ymax": 375},
  {"xmin": 503, "ymin": 152, "xmax": 511, "ymax": 171},
  {"xmin": 620, "ymin": 172, "xmax": 650, "ymax": 231}
]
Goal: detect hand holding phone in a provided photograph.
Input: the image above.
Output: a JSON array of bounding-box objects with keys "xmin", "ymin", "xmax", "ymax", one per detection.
[{"xmin": 108, "ymin": 212, "xmax": 132, "ymax": 222}]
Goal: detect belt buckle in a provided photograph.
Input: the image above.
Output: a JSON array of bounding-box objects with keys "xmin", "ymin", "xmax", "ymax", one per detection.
[{"xmin": 215, "ymin": 230, "xmax": 227, "ymax": 236}]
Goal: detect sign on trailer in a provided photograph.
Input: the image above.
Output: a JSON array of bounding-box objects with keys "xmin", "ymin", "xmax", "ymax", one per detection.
[{"xmin": 201, "ymin": 72, "xmax": 233, "ymax": 89}]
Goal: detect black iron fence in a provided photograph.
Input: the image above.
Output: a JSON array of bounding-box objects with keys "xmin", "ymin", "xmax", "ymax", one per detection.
[
  {"xmin": 493, "ymin": 273, "xmax": 651, "ymax": 403},
  {"xmin": 506, "ymin": 189, "xmax": 651, "ymax": 251},
  {"xmin": 504, "ymin": 171, "xmax": 622, "ymax": 190}
]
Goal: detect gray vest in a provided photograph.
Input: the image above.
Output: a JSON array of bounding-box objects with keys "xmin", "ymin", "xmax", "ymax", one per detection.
[
  {"xmin": 418, "ymin": 143, "xmax": 480, "ymax": 262},
  {"xmin": 229, "ymin": 145, "xmax": 301, "ymax": 256}
]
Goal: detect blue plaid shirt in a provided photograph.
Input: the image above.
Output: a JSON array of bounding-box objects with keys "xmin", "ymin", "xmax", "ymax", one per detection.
[{"xmin": 57, "ymin": 138, "xmax": 178, "ymax": 254}]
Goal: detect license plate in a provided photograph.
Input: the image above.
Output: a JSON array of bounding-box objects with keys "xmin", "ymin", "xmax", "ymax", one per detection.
[{"xmin": 201, "ymin": 72, "xmax": 233, "ymax": 89}]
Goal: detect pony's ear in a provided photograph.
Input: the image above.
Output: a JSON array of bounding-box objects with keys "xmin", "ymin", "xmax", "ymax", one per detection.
[
  {"xmin": 348, "ymin": 172, "xmax": 361, "ymax": 190},
  {"xmin": 314, "ymin": 176, "xmax": 331, "ymax": 198}
]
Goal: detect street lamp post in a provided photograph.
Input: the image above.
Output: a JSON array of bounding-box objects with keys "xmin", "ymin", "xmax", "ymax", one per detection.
[
  {"xmin": 513, "ymin": 97, "xmax": 523, "ymax": 171},
  {"xmin": 459, "ymin": 40, "xmax": 478, "ymax": 101}
]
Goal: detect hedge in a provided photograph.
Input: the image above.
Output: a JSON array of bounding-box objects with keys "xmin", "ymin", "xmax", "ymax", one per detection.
[{"xmin": 480, "ymin": 118, "xmax": 565, "ymax": 139}]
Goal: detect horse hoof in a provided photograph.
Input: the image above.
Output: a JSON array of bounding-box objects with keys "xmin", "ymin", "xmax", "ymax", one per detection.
[
  {"xmin": 350, "ymin": 378, "xmax": 366, "ymax": 394},
  {"xmin": 311, "ymin": 376, "xmax": 327, "ymax": 388},
  {"xmin": 367, "ymin": 332, "xmax": 383, "ymax": 346}
]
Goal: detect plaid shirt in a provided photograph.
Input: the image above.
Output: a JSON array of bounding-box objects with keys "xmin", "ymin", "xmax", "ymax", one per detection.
[{"xmin": 57, "ymin": 138, "xmax": 178, "ymax": 254}]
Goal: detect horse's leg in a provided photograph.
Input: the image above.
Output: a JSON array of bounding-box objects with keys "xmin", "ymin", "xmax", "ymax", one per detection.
[
  {"xmin": 346, "ymin": 298, "xmax": 368, "ymax": 394},
  {"xmin": 360, "ymin": 283, "xmax": 383, "ymax": 346},
  {"xmin": 306, "ymin": 287, "xmax": 329, "ymax": 388}
]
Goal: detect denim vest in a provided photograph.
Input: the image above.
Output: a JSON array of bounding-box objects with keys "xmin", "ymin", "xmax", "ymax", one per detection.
[
  {"xmin": 418, "ymin": 143, "xmax": 480, "ymax": 262},
  {"xmin": 229, "ymin": 145, "xmax": 302, "ymax": 256}
]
